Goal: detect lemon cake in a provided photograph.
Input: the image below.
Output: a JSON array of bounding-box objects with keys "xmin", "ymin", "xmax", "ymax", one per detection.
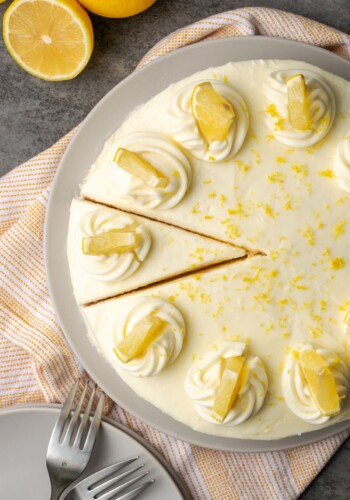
[{"xmin": 67, "ymin": 59, "xmax": 350, "ymax": 440}]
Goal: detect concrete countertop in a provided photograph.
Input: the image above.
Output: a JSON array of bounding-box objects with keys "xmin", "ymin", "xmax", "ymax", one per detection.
[{"xmin": 0, "ymin": 0, "xmax": 349, "ymax": 497}]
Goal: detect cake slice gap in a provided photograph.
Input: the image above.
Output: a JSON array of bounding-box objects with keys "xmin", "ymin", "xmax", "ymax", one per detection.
[{"xmin": 68, "ymin": 199, "xmax": 247, "ymax": 305}]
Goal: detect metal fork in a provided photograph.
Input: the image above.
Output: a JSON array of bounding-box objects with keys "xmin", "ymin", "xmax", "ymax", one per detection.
[
  {"xmin": 46, "ymin": 380, "xmax": 105, "ymax": 500},
  {"xmin": 63, "ymin": 458, "xmax": 155, "ymax": 500}
]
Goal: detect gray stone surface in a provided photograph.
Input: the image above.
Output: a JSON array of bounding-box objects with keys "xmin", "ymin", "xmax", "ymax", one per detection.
[
  {"xmin": 0, "ymin": 0, "xmax": 349, "ymax": 497},
  {"xmin": 1, "ymin": 0, "xmax": 350, "ymax": 173}
]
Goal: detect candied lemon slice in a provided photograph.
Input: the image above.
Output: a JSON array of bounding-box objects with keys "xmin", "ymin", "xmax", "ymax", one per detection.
[
  {"xmin": 238, "ymin": 362, "xmax": 249, "ymax": 395},
  {"xmin": 82, "ymin": 230, "xmax": 138, "ymax": 256},
  {"xmin": 344, "ymin": 309, "xmax": 350, "ymax": 330},
  {"xmin": 287, "ymin": 74, "xmax": 312, "ymax": 131},
  {"xmin": 116, "ymin": 312, "xmax": 166, "ymax": 363},
  {"xmin": 190, "ymin": 82, "xmax": 235, "ymax": 144},
  {"xmin": 114, "ymin": 148, "xmax": 169, "ymax": 188},
  {"xmin": 299, "ymin": 349, "xmax": 340, "ymax": 416},
  {"xmin": 211, "ymin": 356, "xmax": 246, "ymax": 423}
]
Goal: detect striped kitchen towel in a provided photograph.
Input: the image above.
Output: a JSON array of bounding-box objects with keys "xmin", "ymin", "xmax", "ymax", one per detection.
[{"xmin": 1, "ymin": 7, "xmax": 350, "ymax": 499}]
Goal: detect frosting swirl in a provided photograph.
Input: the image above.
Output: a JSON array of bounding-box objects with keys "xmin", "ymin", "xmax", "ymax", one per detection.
[
  {"xmin": 113, "ymin": 297, "xmax": 185, "ymax": 377},
  {"xmin": 264, "ymin": 70, "xmax": 335, "ymax": 147},
  {"xmin": 111, "ymin": 132, "xmax": 191, "ymax": 209},
  {"xmin": 282, "ymin": 343, "xmax": 349, "ymax": 424},
  {"xmin": 168, "ymin": 80, "xmax": 249, "ymax": 162},
  {"xmin": 78, "ymin": 208, "xmax": 151, "ymax": 283},
  {"xmin": 185, "ymin": 342, "xmax": 268, "ymax": 425},
  {"xmin": 334, "ymin": 132, "xmax": 350, "ymax": 192}
]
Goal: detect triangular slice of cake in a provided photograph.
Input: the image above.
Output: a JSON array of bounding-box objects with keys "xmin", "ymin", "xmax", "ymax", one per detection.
[{"xmin": 67, "ymin": 199, "xmax": 246, "ymax": 305}]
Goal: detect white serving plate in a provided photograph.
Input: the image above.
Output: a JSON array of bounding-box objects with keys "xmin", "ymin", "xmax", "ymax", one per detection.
[
  {"xmin": 45, "ymin": 36, "xmax": 350, "ymax": 452},
  {"xmin": 0, "ymin": 404, "xmax": 187, "ymax": 499}
]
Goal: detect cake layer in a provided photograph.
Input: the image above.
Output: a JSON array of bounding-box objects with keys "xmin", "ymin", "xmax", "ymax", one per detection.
[{"xmin": 68, "ymin": 199, "xmax": 246, "ymax": 305}]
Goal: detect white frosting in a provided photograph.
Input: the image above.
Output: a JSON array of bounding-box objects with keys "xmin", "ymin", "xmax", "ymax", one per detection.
[
  {"xmin": 77, "ymin": 208, "xmax": 151, "ymax": 283},
  {"xmin": 168, "ymin": 79, "xmax": 249, "ymax": 162},
  {"xmin": 264, "ymin": 70, "xmax": 335, "ymax": 147},
  {"xmin": 185, "ymin": 342, "xmax": 268, "ymax": 425},
  {"xmin": 111, "ymin": 132, "xmax": 191, "ymax": 209},
  {"xmin": 113, "ymin": 297, "xmax": 185, "ymax": 377},
  {"xmin": 282, "ymin": 343, "xmax": 349, "ymax": 424},
  {"xmin": 334, "ymin": 131, "xmax": 350, "ymax": 192}
]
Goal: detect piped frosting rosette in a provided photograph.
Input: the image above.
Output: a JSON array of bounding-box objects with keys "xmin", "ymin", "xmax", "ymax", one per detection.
[
  {"xmin": 282, "ymin": 343, "xmax": 349, "ymax": 424},
  {"xmin": 264, "ymin": 70, "xmax": 335, "ymax": 147},
  {"xmin": 113, "ymin": 297, "xmax": 185, "ymax": 377},
  {"xmin": 185, "ymin": 342, "xmax": 268, "ymax": 425},
  {"xmin": 78, "ymin": 208, "xmax": 151, "ymax": 283},
  {"xmin": 111, "ymin": 132, "xmax": 191, "ymax": 209},
  {"xmin": 334, "ymin": 131, "xmax": 350, "ymax": 193},
  {"xmin": 168, "ymin": 80, "xmax": 249, "ymax": 162}
]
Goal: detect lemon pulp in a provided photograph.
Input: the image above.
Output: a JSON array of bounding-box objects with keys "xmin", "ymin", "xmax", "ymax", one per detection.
[
  {"xmin": 211, "ymin": 356, "xmax": 246, "ymax": 423},
  {"xmin": 191, "ymin": 82, "xmax": 235, "ymax": 145},
  {"xmin": 115, "ymin": 148, "xmax": 169, "ymax": 189},
  {"xmin": 287, "ymin": 74, "xmax": 312, "ymax": 131},
  {"xmin": 82, "ymin": 230, "xmax": 138, "ymax": 256},
  {"xmin": 299, "ymin": 349, "xmax": 340, "ymax": 416},
  {"xmin": 116, "ymin": 312, "xmax": 166, "ymax": 363},
  {"xmin": 3, "ymin": 0, "xmax": 93, "ymax": 81}
]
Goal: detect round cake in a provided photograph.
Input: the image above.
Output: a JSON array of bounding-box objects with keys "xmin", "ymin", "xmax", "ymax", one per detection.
[{"xmin": 67, "ymin": 59, "xmax": 350, "ymax": 440}]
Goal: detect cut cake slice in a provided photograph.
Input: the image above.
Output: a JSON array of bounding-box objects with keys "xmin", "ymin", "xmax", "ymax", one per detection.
[{"xmin": 67, "ymin": 199, "xmax": 246, "ymax": 305}]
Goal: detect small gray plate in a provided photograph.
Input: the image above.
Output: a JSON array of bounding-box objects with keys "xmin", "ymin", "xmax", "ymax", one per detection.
[
  {"xmin": 45, "ymin": 37, "xmax": 350, "ymax": 452},
  {"xmin": 0, "ymin": 404, "xmax": 187, "ymax": 499}
]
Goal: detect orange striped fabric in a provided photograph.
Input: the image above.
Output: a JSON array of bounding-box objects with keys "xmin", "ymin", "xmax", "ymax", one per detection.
[{"xmin": 1, "ymin": 8, "xmax": 350, "ymax": 499}]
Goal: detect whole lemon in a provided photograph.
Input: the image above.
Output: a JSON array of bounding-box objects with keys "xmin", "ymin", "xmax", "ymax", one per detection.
[{"xmin": 77, "ymin": 0, "xmax": 157, "ymax": 18}]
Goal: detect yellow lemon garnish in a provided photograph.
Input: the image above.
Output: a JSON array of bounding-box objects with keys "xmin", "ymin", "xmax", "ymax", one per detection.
[
  {"xmin": 3, "ymin": 0, "xmax": 93, "ymax": 81},
  {"xmin": 191, "ymin": 82, "xmax": 235, "ymax": 145},
  {"xmin": 286, "ymin": 74, "xmax": 312, "ymax": 131},
  {"xmin": 299, "ymin": 349, "xmax": 340, "ymax": 416},
  {"xmin": 114, "ymin": 148, "xmax": 169, "ymax": 189},
  {"xmin": 82, "ymin": 230, "xmax": 138, "ymax": 256},
  {"xmin": 344, "ymin": 309, "xmax": 350, "ymax": 332},
  {"xmin": 116, "ymin": 312, "xmax": 166, "ymax": 363},
  {"xmin": 77, "ymin": 0, "xmax": 156, "ymax": 18},
  {"xmin": 211, "ymin": 356, "xmax": 246, "ymax": 423}
]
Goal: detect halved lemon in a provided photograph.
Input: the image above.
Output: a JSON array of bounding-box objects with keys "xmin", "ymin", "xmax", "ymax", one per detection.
[
  {"xmin": 211, "ymin": 356, "xmax": 246, "ymax": 423},
  {"xmin": 116, "ymin": 312, "xmax": 166, "ymax": 363},
  {"xmin": 82, "ymin": 230, "xmax": 138, "ymax": 256},
  {"xmin": 3, "ymin": 0, "xmax": 93, "ymax": 81},
  {"xmin": 286, "ymin": 74, "xmax": 312, "ymax": 131},
  {"xmin": 299, "ymin": 349, "xmax": 340, "ymax": 416},
  {"xmin": 191, "ymin": 82, "xmax": 235, "ymax": 145},
  {"xmin": 115, "ymin": 148, "xmax": 169, "ymax": 189}
]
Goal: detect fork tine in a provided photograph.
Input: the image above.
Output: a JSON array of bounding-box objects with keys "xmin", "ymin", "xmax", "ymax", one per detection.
[
  {"xmin": 89, "ymin": 464, "xmax": 144, "ymax": 498},
  {"xmin": 113, "ymin": 477, "xmax": 154, "ymax": 500},
  {"xmin": 98, "ymin": 471, "xmax": 150, "ymax": 500},
  {"xmin": 74, "ymin": 457, "xmax": 138, "ymax": 490},
  {"xmin": 49, "ymin": 380, "xmax": 79, "ymax": 443},
  {"xmin": 73, "ymin": 385, "xmax": 95, "ymax": 447},
  {"xmin": 83, "ymin": 391, "xmax": 105, "ymax": 453},
  {"xmin": 63, "ymin": 382, "xmax": 88, "ymax": 444}
]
